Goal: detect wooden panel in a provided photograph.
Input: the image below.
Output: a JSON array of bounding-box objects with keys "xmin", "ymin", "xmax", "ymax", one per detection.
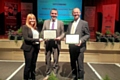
[{"xmin": 0, "ymin": 40, "xmax": 120, "ymax": 63}]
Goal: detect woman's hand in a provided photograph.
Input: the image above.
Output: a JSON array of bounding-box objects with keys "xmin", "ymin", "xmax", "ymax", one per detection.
[{"xmin": 39, "ymin": 38, "xmax": 44, "ymax": 42}]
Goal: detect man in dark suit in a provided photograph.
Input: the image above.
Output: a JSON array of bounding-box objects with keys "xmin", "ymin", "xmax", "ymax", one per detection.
[
  {"xmin": 41, "ymin": 8, "xmax": 64, "ymax": 80},
  {"xmin": 66, "ymin": 8, "xmax": 90, "ymax": 80}
]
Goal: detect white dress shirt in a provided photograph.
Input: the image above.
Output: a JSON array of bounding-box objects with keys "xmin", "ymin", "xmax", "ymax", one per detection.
[{"xmin": 31, "ymin": 28, "xmax": 39, "ymax": 44}]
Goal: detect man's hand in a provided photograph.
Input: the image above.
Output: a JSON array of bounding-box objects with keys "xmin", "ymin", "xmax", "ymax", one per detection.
[
  {"xmin": 63, "ymin": 38, "xmax": 66, "ymax": 41},
  {"xmin": 75, "ymin": 40, "xmax": 82, "ymax": 46},
  {"xmin": 55, "ymin": 37, "xmax": 61, "ymax": 40}
]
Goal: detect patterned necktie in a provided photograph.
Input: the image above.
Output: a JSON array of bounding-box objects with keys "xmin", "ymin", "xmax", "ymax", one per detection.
[{"xmin": 52, "ymin": 21, "xmax": 54, "ymax": 29}]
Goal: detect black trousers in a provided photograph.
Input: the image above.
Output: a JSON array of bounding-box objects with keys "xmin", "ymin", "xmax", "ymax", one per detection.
[
  {"xmin": 23, "ymin": 46, "xmax": 39, "ymax": 80},
  {"xmin": 69, "ymin": 45, "xmax": 85, "ymax": 79},
  {"xmin": 45, "ymin": 40, "xmax": 60, "ymax": 75}
]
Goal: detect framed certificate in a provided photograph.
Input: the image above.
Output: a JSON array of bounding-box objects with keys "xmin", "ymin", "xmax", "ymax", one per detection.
[
  {"xmin": 43, "ymin": 30, "xmax": 56, "ymax": 39},
  {"xmin": 65, "ymin": 34, "xmax": 79, "ymax": 44}
]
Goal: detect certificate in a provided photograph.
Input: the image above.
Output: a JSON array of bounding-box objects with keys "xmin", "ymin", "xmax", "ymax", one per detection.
[
  {"xmin": 65, "ymin": 34, "xmax": 79, "ymax": 44},
  {"xmin": 43, "ymin": 30, "xmax": 56, "ymax": 39}
]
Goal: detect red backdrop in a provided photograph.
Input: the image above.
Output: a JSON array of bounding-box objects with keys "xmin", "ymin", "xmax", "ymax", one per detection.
[
  {"xmin": 0, "ymin": 0, "xmax": 21, "ymax": 34},
  {"xmin": 0, "ymin": 0, "xmax": 21, "ymax": 13},
  {"xmin": 102, "ymin": 4, "xmax": 116, "ymax": 34},
  {"xmin": 96, "ymin": 0, "xmax": 119, "ymax": 33},
  {"xmin": 84, "ymin": 0, "xmax": 119, "ymax": 35}
]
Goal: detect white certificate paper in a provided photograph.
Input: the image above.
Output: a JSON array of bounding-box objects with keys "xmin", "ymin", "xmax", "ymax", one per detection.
[
  {"xmin": 66, "ymin": 34, "xmax": 79, "ymax": 44},
  {"xmin": 43, "ymin": 30, "xmax": 56, "ymax": 39}
]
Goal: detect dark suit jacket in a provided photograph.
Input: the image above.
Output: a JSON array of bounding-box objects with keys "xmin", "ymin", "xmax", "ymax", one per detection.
[
  {"xmin": 41, "ymin": 19, "xmax": 64, "ymax": 50},
  {"xmin": 66, "ymin": 19, "xmax": 90, "ymax": 51},
  {"xmin": 21, "ymin": 25, "xmax": 40, "ymax": 51}
]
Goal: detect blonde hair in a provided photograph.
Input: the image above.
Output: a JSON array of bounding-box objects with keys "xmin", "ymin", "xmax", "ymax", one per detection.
[{"xmin": 26, "ymin": 13, "xmax": 37, "ymax": 29}]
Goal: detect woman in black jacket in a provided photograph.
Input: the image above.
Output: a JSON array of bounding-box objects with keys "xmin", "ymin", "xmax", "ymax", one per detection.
[{"xmin": 21, "ymin": 13, "xmax": 43, "ymax": 80}]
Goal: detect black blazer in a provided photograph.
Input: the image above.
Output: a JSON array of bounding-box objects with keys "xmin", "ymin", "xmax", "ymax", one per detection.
[{"xmin": 21, "ymin": 25, "xmax": 40, "ymax": 51}]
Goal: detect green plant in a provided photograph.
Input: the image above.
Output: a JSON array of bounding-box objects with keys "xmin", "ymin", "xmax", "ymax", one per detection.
[
  {"xmin": 15, "ymin": 27, "xmax": 23, "ymax": 43},
  {"xmin": 14, "ymin": 35, "xmax": 18, "ymax": 43},
  {"xmin": 8, "ymin": 30, "xmax": 14, "ymax": 39},
  {"xmin": 102, "ymin": 75, "xmax": 111, "ymax": 80},
  {"xmin": 48, "ymin": 71, "xmax": 59, "ymax": 80},
  {"xmin": 96, "ymin": 31, "xmax": 102, "ymax": 42},
  {"xmin": 104, "ymin": 37, "xmax": 109, "ymax": 46},
  {"xmin": 8, "ymin": 27, "xmax": 23, "ymax": 43},
  {"xmin": 105, "ymin": 30, "xmax": 111, "ymax": 35},
  {"xmin": 17, "ymin": 27, "xmax": 22, "ymax": 33},
  {"xmin": 115, "ymin": 32, "xmax": 120, "ymax": 36},
  {"xmin": 114, "ymin": 32, "xmax": 120, "ymax": 47},
  {"xmin": 110, "ymin": 36, "xmax": 115, "ymax": 45},
  {"xmin": 114, "ymin": 32, "xmax": 120, "ymax": 42},
  {"xmin": 95, "ymin": 31, "xmax": 120, "ymax": 46}
]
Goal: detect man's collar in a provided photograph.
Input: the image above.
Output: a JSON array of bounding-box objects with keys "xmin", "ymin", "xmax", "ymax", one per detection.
[
  {"xmin": 51, "ymin": 19, "xmax": 57, "ymax": 22},
  {"xmin": 73, "ymin": 18, "xmax": 80, "ymax": 24},
  {"xmin": 74, "ymin": 18, "xmax": 80, "ymax": 22}
]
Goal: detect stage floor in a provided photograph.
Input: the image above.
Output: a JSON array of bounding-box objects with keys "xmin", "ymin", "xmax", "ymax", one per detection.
[{"xmin": 0, "ymin": 61, "xmax": 120, "ymax": 80}]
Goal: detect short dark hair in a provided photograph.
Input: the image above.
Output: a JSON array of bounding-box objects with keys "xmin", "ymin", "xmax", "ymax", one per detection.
[{"xmin": 50, "ymin": 8, "xmax": 58, "ymax": 13}]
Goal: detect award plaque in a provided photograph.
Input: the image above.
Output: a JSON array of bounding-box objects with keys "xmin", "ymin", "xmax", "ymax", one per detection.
[
  {"xmin": 43, "ymin": 30, "xmax": 56, "ymax": 39},
  {"xmin": 65, "ymin": 34, "xmax": 79, "ymax": 44}
]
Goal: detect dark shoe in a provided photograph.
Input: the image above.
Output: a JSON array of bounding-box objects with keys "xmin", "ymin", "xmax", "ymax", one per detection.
[
  {"xmin": 71, "ymin": 78, "xmax": 77, "ymax": 80},
  {"xmin": 53, "ymin": 68, "xmax": 58, "ymax": 74},
  {"xmin": 71, "ymin": 75, "xmax": 77, "ymax": 80},
  {"xmin": 78, "ymin": 79, "xmax": 84, "ymax": 80}
]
